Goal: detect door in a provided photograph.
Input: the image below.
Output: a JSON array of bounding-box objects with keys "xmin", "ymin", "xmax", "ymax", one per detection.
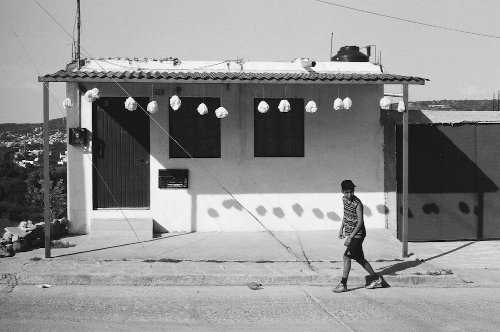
[{"xmin": 92, "ymin": 97, "xmax": 150, "ymax": 208}]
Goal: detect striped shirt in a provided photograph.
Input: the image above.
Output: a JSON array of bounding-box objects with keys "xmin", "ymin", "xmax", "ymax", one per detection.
[{"xmin": 342, "ymin": 196, "xmax": 366, "ymax": 238}]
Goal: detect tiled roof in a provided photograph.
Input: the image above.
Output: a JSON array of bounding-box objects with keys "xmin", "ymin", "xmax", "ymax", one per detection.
[
  {"xmin": 38, "ymin": 58, "xmax": 428, "ymax": 84},
  {"xmin": 40, "ymin": 70, "xmax": 426, "ymax": 84}
]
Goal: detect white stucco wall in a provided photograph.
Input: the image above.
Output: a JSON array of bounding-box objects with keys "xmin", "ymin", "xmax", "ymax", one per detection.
[{"xmin": 67, "ymin": 82, "xmax": 386, "ymax": 234}]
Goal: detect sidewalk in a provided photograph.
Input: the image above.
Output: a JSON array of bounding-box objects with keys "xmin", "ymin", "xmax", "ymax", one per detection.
[{"xmin": 1, "ymin": 229, "xmax": 499, "ymax": 288}]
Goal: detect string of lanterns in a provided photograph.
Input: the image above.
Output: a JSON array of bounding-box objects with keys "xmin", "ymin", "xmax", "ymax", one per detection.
[{"xmin": 63, "ymin": 87, "xmax": 407, "ymax": 116}]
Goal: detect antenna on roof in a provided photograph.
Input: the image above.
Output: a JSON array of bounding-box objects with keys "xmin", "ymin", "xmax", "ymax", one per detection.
[
  {"xmin": 330, "ymin": 33, "xmax": 334, "ymax": 60},
  {"xmin": 76, "ymin": 0, "xmax": 81, "ymax": 69}
]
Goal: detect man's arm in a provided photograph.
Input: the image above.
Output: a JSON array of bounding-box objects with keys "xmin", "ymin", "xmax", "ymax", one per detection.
[{"xmin": 338, "ymin": 219, "xmax": 345, "ymax": 239}]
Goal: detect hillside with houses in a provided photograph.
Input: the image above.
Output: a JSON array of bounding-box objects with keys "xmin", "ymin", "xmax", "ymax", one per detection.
[{"xmin": 0, "ymin": 118, "xmax": 67, "ymax": 168}]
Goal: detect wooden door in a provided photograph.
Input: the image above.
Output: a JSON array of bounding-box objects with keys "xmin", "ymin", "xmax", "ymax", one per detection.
[{"xmin": 92, "ymin": 97, "xmax": 150, "ymax": 208}]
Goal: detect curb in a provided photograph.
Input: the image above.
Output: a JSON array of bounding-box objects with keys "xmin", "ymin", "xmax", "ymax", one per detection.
[{"xmin": 2, "ymin": 272, "xmax": 467, "ymax": 288}]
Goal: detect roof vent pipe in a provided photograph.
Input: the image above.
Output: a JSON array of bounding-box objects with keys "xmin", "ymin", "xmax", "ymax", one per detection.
[{"xmin": 331, "ymin": 46, "xmax": 369, "ymax": 62}]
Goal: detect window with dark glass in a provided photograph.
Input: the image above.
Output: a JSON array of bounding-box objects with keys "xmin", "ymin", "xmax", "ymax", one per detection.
[
  {"xmin": 169, "ymin": 97, "xmax": 221, "ymax": 158},
  {"xmin": 254, "ymin": 98, "xmax": 304, "ymax": 157}
]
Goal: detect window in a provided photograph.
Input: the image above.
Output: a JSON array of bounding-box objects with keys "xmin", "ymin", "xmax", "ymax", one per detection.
[
  {"xmin": 254, "ymin": 98, "xmax": 304, "ymax": 157},
  {"xmin": 169, "ymin": 97, "xmax": 221, "ymax": 158}
]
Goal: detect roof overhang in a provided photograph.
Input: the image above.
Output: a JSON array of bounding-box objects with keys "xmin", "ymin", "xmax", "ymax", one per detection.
[
  {"xmin": 38, "ymin": 71, "xmax": 427, "ymax": 85},
  {"xmin": 39, "ymin": 58, "xmax": 428, "ymax": 85}
]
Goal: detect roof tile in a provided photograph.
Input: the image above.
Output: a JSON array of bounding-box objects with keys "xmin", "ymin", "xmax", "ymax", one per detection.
[{"xmin": 39, "ymin": 69, "xmax": 427, "ymax": 84}]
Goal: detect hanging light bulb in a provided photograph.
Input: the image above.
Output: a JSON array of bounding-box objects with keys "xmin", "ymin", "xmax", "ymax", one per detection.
[
  {"xmin": 215, "ymin": 106, "xmax": 228, "ymax": 118},
  {"xmin": 257, "ymin": 100, "xmax": 269, "ymax": 113},
  {"xmin": 342, "ymin": 97, "xmax": 352, "ymax": 110},
  {"xmin": 125, "ymin": 97, "xmax": 137, "ymax": 111},
  {"xmin": 380, "ymin": 97, "xmax": 391, "ymax": 110},
  {"xmin": 305, "ymin": 100, "xmax": 317, "ymax": 113},
  {"xmin": 397, "ymin": 100, "xmax": 406, "ymax": 113},
  {"xmin": 333, "ymin": 98, "xmax": 343, "ymax": 110},
  {"xmin": 170, "ymin": 95, "xmax": 181, "ymax": 110},
  {"xmin": 197, "ymin": 103, "xmax": 208, "ymax": 115},
  {"xmin": 63, "ymin": 98, "xmax": 73, "ymax": 110},
  {"xmin": 278, "ymin": 99, "xmax": 291, "ymax": 112},
  {"xmin": 147, "ymin": 101, "xmax": 159, "ymax": 114}
]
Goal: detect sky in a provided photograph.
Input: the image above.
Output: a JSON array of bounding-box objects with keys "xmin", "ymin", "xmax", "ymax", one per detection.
[{"xmin": 0, "ymin": 0, "xmax": 499, "ymax": 123}]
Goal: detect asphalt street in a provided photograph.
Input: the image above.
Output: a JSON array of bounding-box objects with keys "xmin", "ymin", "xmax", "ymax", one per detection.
[{"xmin": 1, "ymin": 285, "xmax": 499, "ymax": 331}]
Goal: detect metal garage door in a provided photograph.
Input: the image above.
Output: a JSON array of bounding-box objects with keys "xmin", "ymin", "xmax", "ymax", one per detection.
[{"xmin": 397, "ymin": 124, "xmax": 500, "ymax": 241}]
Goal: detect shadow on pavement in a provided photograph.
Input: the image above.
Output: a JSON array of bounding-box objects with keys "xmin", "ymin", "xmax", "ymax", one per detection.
[
  {"xmin": 376, "ymin": 241, "xmax": 478, "ymax": 279},
  {"xmin": 52, "ymin": 232, "xmax": 194, "ymax": 258}
]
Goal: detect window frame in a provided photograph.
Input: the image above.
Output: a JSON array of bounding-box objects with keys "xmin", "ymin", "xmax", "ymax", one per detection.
[
  {"xmin": 254, "ymin": 98, "xmax": 305, "ymax": 157},
  {"xmin": 169, "ymin": 97, "xmax": 221, "ymax": 158}
]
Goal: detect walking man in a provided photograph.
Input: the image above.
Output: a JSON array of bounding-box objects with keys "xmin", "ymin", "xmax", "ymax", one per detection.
[{"xmin": 333, "ymin": 180, "xmax": 383, "ymax": 293}]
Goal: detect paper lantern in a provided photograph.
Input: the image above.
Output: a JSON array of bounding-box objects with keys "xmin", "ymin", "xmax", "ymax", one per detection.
[
  {"xmin": 170, "ymin": 95, "xmax": 181, "ymax": 110},
  {"xmin": 305, "ymin": 100, "xmax": 317, "ymax": 113},
  {"xmin": 197, "ymin": 103, "xmax": 208, "ymax": 115},
  {"xmin": 257, "ymin": 100, "xmax": 269, "ymax": 113},
  {"xmin": 125, "ymin": 97, "xmax": 137, "ymax": 111},
  {"xmin": 342, "ymin": 97, "xmax": 352, "ymax": 110},
  {"xmin": 333, "ymin": 98, "xmax": 343, "ymax": 110},
  {"xmin": 215, "ymin": 106, "xmax": 228, "ymax": 118},
  {"xmin": 147, "ymin": 101, "xmax": 158, "ymax": 114},
  {"xmin": 91, "ymin": 88, "xmax": 100, "ymax": 99},
  {"xmin": 397, "ymin": 101, "xmax": 406, "ymax": 113},
  {"xmin": 278, "ymin": 99, "xmax": 291, "ymax": 113},
  {"xmin": 62, "ymin": 98, "xmax": 73, "ymax": 110},
  {"xmin": 380, "ymin": 97, "xmax": 391, "ymax": 110},
  {"xmin": 84, "ymin": 88, "xmax": 100, "ymax": 103}
]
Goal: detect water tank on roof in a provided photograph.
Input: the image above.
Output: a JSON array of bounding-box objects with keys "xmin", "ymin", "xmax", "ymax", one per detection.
[{"xmin": 331, "ymin": 46, "xmax": 369, "ymax": 62}]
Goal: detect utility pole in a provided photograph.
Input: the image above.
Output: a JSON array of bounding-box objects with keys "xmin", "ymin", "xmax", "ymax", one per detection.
[{"xmin": 77, "ymin": 0, "xmax": 81, "ymax": 68}]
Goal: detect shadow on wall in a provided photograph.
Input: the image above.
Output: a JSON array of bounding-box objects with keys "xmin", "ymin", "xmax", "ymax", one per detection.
[
  {"xmin": 207, "ymin": 200, "xmax": 390, "ymax": 222},
  {"xmin": 396, "ymin": 123, "xmax": 499, "ymax": 240}
]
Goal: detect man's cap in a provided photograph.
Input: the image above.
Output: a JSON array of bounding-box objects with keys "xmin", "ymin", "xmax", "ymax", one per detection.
[{"xmin": 341, "ymin": 180, "xmax": 356, "ymax": 191}]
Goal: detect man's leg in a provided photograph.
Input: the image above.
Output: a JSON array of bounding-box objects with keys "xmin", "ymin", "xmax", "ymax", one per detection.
[
  {"xmin": 356, "ymin": 258, "xmax": 383, "ymax": 288},
  {"xmin": 359, "ymin": 259, "xmax": 376, "ymax": 276},
  {"xmin": 343, "ymin": 254, "xmax": 352, "ymax": 279},
  {"xmin": 334, "ymin": 254, "xmax": 352, "ymax": 292}
]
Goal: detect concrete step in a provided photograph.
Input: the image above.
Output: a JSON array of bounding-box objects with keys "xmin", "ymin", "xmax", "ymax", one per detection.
[{"xmin": 90, "ymin": 218, "xmax": 153, "ymax": 241}]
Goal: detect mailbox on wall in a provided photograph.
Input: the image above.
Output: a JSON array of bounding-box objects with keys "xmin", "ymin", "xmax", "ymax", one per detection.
[
  {"xmin": 68, "ymin": 128, "xmax": 88, "ymax": 146},
  {"xmin": 159, "ymin": 169, "xmax": 189, "ymax": 189}
]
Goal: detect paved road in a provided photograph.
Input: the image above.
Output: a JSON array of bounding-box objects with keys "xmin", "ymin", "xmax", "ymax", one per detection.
[{"xmin": 1, "ymin": 285, "xmax": 499, "ymax": 331}]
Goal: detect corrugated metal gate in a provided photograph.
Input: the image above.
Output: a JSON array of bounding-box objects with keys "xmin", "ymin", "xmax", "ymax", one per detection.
[
  {"xmin": 397, "ymin": 124, "xmax": 500, "ymax": 241},
  {"xmin": 92, "ymin": 97, "xmax": 150, "ymax": 209}
]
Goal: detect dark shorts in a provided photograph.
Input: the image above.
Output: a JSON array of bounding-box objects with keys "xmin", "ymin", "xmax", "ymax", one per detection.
[{"xmin": 344, "ymin": 236, "xmax": 366, "ymax": 262}]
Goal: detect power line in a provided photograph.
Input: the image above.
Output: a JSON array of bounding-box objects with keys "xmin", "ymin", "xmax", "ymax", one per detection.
[
  {"xmin": 5, "ymin": 13, "xmax": 152, "ymax": 259},
  {"xmin": 31, "ymin": 0, "xmax": 313, "ymax": 268},
  {"xmin": 311, "ymin": 0, "xmax": 500, "ymax": 39}
]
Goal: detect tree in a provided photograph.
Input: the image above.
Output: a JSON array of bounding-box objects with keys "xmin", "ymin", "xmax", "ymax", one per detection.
[{"xmin": 25, "ymin": 166, "xmax": 67, "ymax": 220}]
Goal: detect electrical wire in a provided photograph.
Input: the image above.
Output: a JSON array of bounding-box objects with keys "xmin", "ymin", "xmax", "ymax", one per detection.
[
  {"xmin": 311, "ymin": 0, "xmax": 500, "ymax": 39},
  {"xmin": 5, "ymin": 18, "xmax": 152, "ymax": 259},
  {"xmin": 30, "ymin": 0, "xmax": 312, "ymax": 267}
]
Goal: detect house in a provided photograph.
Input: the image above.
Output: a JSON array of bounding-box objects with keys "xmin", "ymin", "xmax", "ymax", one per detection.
[
  {"xmin": 39, "ymin": 46, "xmax": 427, "ymax": 240},
  {"xmin": 57, "ymin": 151, "xmax": 67, "ymax": 166}
]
